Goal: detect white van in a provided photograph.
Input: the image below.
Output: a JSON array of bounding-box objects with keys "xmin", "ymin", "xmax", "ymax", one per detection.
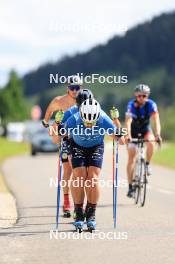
[{"xmin": 7, "ymin": 122, "xmax": 26, "ymax": 142}]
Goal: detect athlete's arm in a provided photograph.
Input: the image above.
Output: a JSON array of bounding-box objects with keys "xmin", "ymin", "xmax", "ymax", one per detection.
[
  {"xmin": 44, "ymin": 97, "xmax": 62, "ymax": 124},
  {"xmin": 102, "ymin": 111, "xmax": 125, "ymax": 144},
  {"xmin": 125, "ymin": 115, "xmax": 132, "ymax": 140},
  {"xmin": 151, "ymin": 112, "xmax": 162, "ymax": 141},
  {"xmin": 125, "ymin": 100, "xmax": 134, "ymax": 140},
  {"xmin": 49, "ymin": 122, "xmax": 61, "ymax": 144},
  {"xmin": 113, "ymin": 118, "xmax": 121, "ymax": 128},
  {"xmin": 149, "ymin": 101, "xmax": 162, "ymax": 141}
]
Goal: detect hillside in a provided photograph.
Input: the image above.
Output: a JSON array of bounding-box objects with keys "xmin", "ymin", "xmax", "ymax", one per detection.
[
  {"xmin": 23, "ymin": 11, "xmax": 175, "ymax": 97},
  {"xmin": 23, "ymin": 11, "xmax": 175, "ymax": 140}
]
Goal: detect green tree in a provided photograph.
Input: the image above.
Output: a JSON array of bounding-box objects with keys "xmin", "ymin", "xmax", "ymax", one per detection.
[{"xmin": 0, "ymin": 70, "xmax": 29, "ymax": 124}]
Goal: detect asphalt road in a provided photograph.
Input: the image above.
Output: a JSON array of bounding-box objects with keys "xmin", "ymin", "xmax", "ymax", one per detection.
[{"xmin": 0, "ymin": 144, "xmax": 175, "ymax": 264}]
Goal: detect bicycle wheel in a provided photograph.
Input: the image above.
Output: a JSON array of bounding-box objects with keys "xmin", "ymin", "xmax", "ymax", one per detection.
[
  {"xmin": 139, "ymin": 159, "xmax": 147, "ymax": 207},
  {"xmin": 134, "ymin": 181, "xmax": 139, "ymax": 204},
  {"xmin": 133, "ymin": 161, "xmax": 140, "ymax": 204}
]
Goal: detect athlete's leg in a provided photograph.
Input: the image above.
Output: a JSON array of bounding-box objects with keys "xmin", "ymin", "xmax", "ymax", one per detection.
[
  {"xmin": 72, "ymin": 167, "xmax": 86, "ymax": 227},
  {"xmin": 144, "ymin": 132, "xmax": 155, "ymax": 163},
  {"xmin": 144, "ymin": 132, "xmax": 155, "ymax": 175},
  {"xmin": 62, "ymin": 162, "xmax": 72, "ymax": 195},
  {"xmin": 126, "ymin": 144, "xmax": 137, "ymax": 197},
  {"xmin": 85, "ymin": 166, "xmax": 101, "ymax": 204},
  {"xmin": 84, "ymin": 166, "xmax": 101, "ymax": 229},
  {"xmin": 71, "ymin": 166, "xmax": 87, "ymax": 205},
  {"xmin": 61, "ymin": 161, "xmax": 72, "ymax": 216},
  {"xmin": 127, "ymin": 144, "xmax": 137, "ymax": 184},
  {"xmin": 83, "ymin": 143, "xmax": 104, "ymax": 229},
  {"xmin": 61, "ymin": 137, "xmax": 73, "ymax": 215}
]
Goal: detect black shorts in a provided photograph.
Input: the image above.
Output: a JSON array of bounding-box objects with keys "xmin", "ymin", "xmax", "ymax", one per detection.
[
  {"xmin": 131, "ymin": 126, "xmax": 152, "ymax": 139},
  {"xmin": 70, "ymin": 140, "xmax": 104, "ymax": 169},
  {"xmin": 61, "ymin": 137, "xmax": 71, "ymax": 163}
]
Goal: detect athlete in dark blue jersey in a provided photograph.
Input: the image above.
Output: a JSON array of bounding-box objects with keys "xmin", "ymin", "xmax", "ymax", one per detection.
[
  {"xmin": 125, "ymin": 84, "xmax": 162, "ymax": 197},
  {"xmin": 126, "ymin": 98, "xmax": 158, "ymax": 137}
]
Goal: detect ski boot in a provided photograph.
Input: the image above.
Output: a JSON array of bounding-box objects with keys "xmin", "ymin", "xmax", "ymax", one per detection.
[
  {"xmin": 63, "ymin": 195, "xmax": 71, "ymax": 218},
  {"xmin": 86, "ymin": 207, "xmax": 96, "ymax": 232},
  {"xmin": 63, "ymin": 207, "xmax": 71, "ymax": 218},
  {"xmin": 73, "ymin": 207, "xmax": 84, "ymax": 233}
]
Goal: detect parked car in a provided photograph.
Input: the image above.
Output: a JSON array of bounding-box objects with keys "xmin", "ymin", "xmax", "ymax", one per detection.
[{"xmin": 30, "ymin": 128, "xmax": 58, "ymax": 156}]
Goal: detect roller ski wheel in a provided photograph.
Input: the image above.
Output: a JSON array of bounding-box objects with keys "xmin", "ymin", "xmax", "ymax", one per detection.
[
  {"xmin": 87, "ymin": 220, "xmax": 96, "ymax": 232},
  {"xmin": 74, "ymin": 221, "xmax": 84, "ymax": 233}
]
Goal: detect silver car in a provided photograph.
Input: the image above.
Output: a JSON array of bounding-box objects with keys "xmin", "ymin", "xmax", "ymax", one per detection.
[{"xmin": 31, "ymin": 128, "xmax": 58, "ymax": 156}]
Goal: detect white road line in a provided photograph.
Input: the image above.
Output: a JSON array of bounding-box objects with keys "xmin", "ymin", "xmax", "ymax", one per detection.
[{"xmin": 156, "ymin": 188, "xmax": 174, "ymax": 195}]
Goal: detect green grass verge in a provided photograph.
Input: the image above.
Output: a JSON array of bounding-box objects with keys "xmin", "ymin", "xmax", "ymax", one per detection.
[
  {"xmin": 0, "ymin": 137, "xmax": 29, "ymax": 192},
  {"xmin": 153, "ymin": 143, "xmax": 175, "ymax": 169}
]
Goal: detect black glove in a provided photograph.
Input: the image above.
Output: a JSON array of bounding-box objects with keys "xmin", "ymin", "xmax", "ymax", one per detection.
[
  {"xmin": 155, "ymin": 135, "xmax": 162, "ymax": 146},
  {"xmin": 42, "ymin": 119, "xmax": 49, "ymax": 128}
]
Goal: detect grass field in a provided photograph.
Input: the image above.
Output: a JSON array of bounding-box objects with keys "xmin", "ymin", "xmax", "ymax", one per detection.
[
  {"xmin": 153, "ymin": 143, "xmax": 175, "ymax": 169},
  {"xmin": 0, "ymin": 137, "xmax": 29, "ymax": 192}
]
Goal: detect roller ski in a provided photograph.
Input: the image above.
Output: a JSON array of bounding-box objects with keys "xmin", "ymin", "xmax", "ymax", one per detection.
[
  {"xmin": 73, "ymin": 207, "xmax": 84, "ymax": 233},
  {"xmin": 86, "ymin": 206, "xmax": 96, "ymax": 232},
  {"xmin": 87, "ymin": 220, "xmax": 96, "ymax": 232}
]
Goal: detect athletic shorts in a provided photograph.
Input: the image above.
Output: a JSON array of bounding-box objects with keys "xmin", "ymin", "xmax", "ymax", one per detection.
[
  {"xmin": 128, "ymin": 127, "xmax": 153, "ymax": 149},
  {"xmin": 131, "ymin": 126, "xmax": 152, "ymax": 139},
  {"xmin": 70, "ymin": 140, "xmax": 104, "ymax": 169},
  {"xmin": 61, "ymin": 137, "xmax": 71, "ymax": 163}
]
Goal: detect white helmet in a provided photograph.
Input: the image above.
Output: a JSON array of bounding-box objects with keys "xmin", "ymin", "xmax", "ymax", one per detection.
[
  {"xmin": 134, "ymin": 84, "xmax": 150, "ymax": 95},
  {"xmin": 68, "ymin": 75, "xmax": 82, "ymax": 86},
  {"xmin": 80, "ymin": 98, "xmax": 101, "ymax": 123}
]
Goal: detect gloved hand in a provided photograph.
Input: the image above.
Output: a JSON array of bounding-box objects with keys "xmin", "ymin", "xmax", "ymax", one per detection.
[
  {"xmin": 55, "ymin": 110, "xmax": 64, "ymax": 124},
  {"xmin": 110, "ymin": 106, "xmax": 119, "ymax": 119},
  {"xmin": 42, "ymin": 119, "xmax": 49, "ymax": 128},
  {"xmin": 155, "ymin": 135, "xmax": 162, "ymax": 146}
]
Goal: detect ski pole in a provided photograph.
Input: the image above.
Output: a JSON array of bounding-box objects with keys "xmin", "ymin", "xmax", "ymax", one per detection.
[
  {"xmin": 114, "ymin": 140, "xmax": 119, "ymax": 228},
  {"xmin": 112, "ymin": 139, "xmax": 115, "ymax": 220},
  {"xmin": 56, "ymin": 145, "xmax": 62, "ymax": 229}
]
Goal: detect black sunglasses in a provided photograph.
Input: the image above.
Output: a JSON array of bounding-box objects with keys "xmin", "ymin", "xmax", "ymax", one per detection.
[{"xmin": 68, "ymin": 85, "xmax": 81, "ymax": 91}]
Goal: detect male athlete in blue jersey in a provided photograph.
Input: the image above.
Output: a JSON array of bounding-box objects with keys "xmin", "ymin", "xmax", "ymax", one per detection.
[
  {"xmin": 125, "ymin": 84, "xmax": 162, "ymax": 197},
  {"xmin": 63, "ymin": 98, "xmax": 125, "ymax": 231}
]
